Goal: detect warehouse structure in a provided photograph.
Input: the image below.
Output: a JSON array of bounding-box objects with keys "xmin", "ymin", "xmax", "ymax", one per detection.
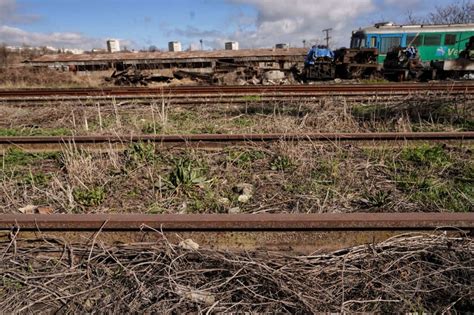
[{"xmin": 25, "ymin": 48, "xmax": 307, "ymax": 74}]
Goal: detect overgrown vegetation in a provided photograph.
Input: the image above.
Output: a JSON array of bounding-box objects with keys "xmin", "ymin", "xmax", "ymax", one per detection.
[
  {"xmin": 1, "ymin": 233, "xmax": 472, "ymax": 313},
  {"xmin": 1, "ymin": 93, "xmax": 470, "ymax": 136},
  {"xmin": 0, "ymin": 67, "xmax": 94, "ymax": 88},
  {"xmin": 1, "ymin": 143, "xmax": 471, "ymax": 214},
  {"xmin": 388, "ymin": 145, "xmax": 473, "ymax": 212}
]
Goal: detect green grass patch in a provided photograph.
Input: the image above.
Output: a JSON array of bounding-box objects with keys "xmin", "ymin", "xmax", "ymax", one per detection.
[
  {"xmin": 392, "ymin": 146, "xmax": 472, "ymax": 212},
  {"xmin": 21, "ymin": 170, "xmax": 51, "ymax": 187},
  {"xmin": 0, "ymin": 128, "xmax": 72, "ymax": 137},
  {"xmin": 125, "ymin": 142, "xmax": 157, "ymax": 164},
  {"xmin": 227, "ymin": 149, "xmax": 266, "ymax": 168},
  {"xmin": 170, "ymin": 111, "xmax": 197, "ymax": 124},
  {"xmin": 396, "ymin": 175, "xmax": 472, "ymax": 212},
  {"xmin": 311, "ymin": 160, "xmax": 339, "ymax": 185},
  {"xmin": 188, "ymin": 189, "xmax": 225, "ymax": 213},
  {"xmin": 270, "ymin": 155, "xmax": 294, "ymax": 172},
  {"xmin": 73, "ymin": 186, "xmax": 106, "ymax": 207},
  {"xmin": 232, "ymin": 117, "xmax": 253, "ymax": 127},
  {"xmin": 1, "ymin": 148, "xmax": 60, "ymax": 169},
  {"xmin": 141, "ymin": 122, "xmax": 163, "ymax": 134},
  {"xmin": 401, "ymin": 144, "xmax": 450, "ymax": 167},
  {"xmin": 239, "ymin": 95, "xmax": 262, "ymax": 102}
]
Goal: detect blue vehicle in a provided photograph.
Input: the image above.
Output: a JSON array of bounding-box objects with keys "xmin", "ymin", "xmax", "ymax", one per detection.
[{"xmin": 305, "ymin": 45, "xmax": 335, "ymax": 65}]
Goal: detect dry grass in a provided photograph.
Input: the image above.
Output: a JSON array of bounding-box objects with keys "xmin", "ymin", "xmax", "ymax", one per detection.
[
  {"xmin": 0, "ymin": 67, "xmax": 106, "ymax": 88},
  {"xmin": 0, "ymin": 141, "xmax": 472, "ymax": 214},
  {"xmin": 0, "ymin": 93, "xmax": 472, "ymax": 136},
  {"xmin": 0, "ymin": 232, "xmax": 472, "ymax": 313}
]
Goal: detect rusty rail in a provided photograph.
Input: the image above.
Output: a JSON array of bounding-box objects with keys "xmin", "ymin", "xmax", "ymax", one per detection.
[
  {"xmin": 1, "ymin": 213, "xmax": 473, "ymax": 231},
  {"xmin": 0, "ymin": 83, "xmax": 473, "ymax": 97},
  {"xmin": 1, "ymin": 132, "xmax": 473, "ymax": 146}
]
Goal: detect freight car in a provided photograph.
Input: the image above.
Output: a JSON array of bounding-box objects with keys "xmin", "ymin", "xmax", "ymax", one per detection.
[{"xmin": 302, "ymin": 46, "xmax": 379, "ymax": 81}]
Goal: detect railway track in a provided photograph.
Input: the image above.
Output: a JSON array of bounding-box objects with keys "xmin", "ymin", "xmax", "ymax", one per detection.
[
  {"xmin": 2, "ymin": 93, "xmax": 471, "ymax": 107},
  {"xmin": 0, "ymin": 83, "xmax": 473, "ymax": 97},
  {"xmin": 1, "ymin": 213, "xmax": 472, "ymax": 253},
  {"xmin": 1, "ymin": 83, "xmax": 471, "ymax": 106},
  {"xmin": 1, "ymin": 132, "xmax": 472, "ymax": 151}
]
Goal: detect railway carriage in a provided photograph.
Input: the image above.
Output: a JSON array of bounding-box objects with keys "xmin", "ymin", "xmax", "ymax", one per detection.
[{"xmin": 350, "ymin": 22, "xmax": 474, "ymax": 64}]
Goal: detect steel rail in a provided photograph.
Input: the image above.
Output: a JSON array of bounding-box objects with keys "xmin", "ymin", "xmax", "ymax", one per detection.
[
  {"xmin": 1, "ymin": 132, "xmax": 473, "ymax": 145},
  {"xmin": 0, "ymin": 83, "xmax": 473, "ymax": 97},
  {"xmin": 1, "ymin": 213, "xmax": 473, "ymax": 231},
  {"xmin": 2, "ymin": 92, "xmax": 471, "ymax": 104}
]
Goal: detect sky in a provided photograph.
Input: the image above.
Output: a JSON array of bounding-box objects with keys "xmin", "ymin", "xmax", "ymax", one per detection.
[{"xmin": 0, "ymin": 0, "xmax": 459, "ymax": 51}]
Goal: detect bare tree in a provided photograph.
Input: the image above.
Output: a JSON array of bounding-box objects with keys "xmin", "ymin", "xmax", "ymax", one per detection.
[
  {"xmin": 0, "ymin": 44, "xmax": 9, "ymax": 68},
  {"xmin": 406, "ymin": 1, "xmax": 473, "ymax": 24}
]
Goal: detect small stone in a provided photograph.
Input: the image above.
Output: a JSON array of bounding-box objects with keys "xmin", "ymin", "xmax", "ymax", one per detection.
[
  {"xmin": 18, "ymin": 205, "xmax": 38, "ymax": 214},
  {"xmin": 218, "ymin": 197, "xmax": 230, "ymax": 205},
  {"xmin": 228, "ymin": 207, "xmax": 241, "ymax": 214},
  {"xmin": 234, "ymin": 183, "xmax": 254, "ymax": 197},
  {"xmin": 179, "ymin": 239, "xmax": 199, "ymax": 250},
  {"xmin": 176, "ymin": 285, "xmax": 216, "ymax": 306},
  {"xmin": 238, "ymin": 194, "xmax": 250, "ymax": 203}
]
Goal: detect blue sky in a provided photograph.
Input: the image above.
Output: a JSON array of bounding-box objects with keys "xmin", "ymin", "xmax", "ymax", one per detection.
[{"xmin": 0, "ymin": 0, "xmax": 458, "ymax": 51}]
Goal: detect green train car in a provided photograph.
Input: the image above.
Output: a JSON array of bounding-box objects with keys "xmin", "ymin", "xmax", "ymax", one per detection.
[{"xmin": 350, "ymin": 22, "xmax": 474, "ymax": 64}]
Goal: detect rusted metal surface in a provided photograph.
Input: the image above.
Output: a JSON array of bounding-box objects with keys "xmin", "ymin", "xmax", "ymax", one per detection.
[
  {"xmin": 10, "ymin": 230, "xmax": 415, "ymax": 254},
  {"xmin": 1, "ymin": 213, "xmax": 472, "ymax": 231},
  {"xmin": 28, "ymin": 48, "xmax": 308, "ymax": 64},
  {"xmin": 0, "ymin": 83, "xmax": 473, "ymax": 97},
  {"xmin": 0, "ymin": 132, "xmax": 473, "ymax": 146}
]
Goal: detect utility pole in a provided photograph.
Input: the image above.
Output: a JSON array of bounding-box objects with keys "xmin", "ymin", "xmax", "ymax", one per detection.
[
  {"xmin": 302, "ymin": 39, "xmax": 306, "ymax": 48},
  {"xmin": 200, "ymin": 39, "xmax": 203, "ymax": 50},
  {"xmin": 322, "ymin": 28, "xmax": 332, "ymax": 48}
]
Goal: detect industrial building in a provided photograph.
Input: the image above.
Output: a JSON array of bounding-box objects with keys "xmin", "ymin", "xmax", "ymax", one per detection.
[{"xmin": 106, "ymin": 39, "xmax": 120, "ymax": 53}]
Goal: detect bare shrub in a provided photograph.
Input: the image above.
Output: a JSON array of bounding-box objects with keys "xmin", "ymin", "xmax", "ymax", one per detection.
[{"xmin": 0, "ymin": 232, "xmax": 472, "ymax": 313}]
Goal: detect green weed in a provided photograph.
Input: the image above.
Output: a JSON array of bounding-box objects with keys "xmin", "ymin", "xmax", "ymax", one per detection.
[
  {"xmin": 168, "ymin": 158, "xmax": 208, "ymax": 189},
  {"xmin": 73, "ymin": 187, "xmax": 106, "ymax": 206},
  {"xmin": 0, "ymin": 127, "xmax": 72, "ymax": 137},
  {"xmin": 359, "ymin": 190, "xmax": 392, "ymax": 209},
  {"xmin": 22, "ymin": 171, "xmax": 50, "ymax": 187},
  {"xmin": 125, "ymin": 142, "xmax": 156, "ymax": 164},
  {"xmin": 270, "ymin": 155, "xmax": 294, "ymax": 171},
  {"xmin": 401, "ymin": 145, "xmax": 450, "ymax": 167},
  {"xmin": 232, "ymin": 117, "xmax": 253, "ymax": 127},
  {"xmin": 228, "ymin": 149, "xmax": 266, "ymax": 168},
  {"xmin": 141, "ymin": 122, "xmax": 162, "ymax": 134},
  {"xmin": 188, "ymin": 190, "xmax": 225, "ymax": 213},
  {"xmin": 240, "ymin": 95, "xmax": 261, "ymax": 102},
  {"xmin": 311, "ymin": 160, "xmax": 339, "ymax": 184}
]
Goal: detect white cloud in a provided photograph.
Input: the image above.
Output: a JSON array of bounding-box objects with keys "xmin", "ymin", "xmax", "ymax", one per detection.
[
  {"xmin": 226, "ymin": 0, "xmax": 376, "ymax": 47},
  {"xmin": 170, "ymin": 0, "xmax": 377, "ymax": 49},
  {"xmin": 0, "ymin": 25, "xmax": 106, "ymax": 49},
  {"xmin": 0, "ymin": 0, "xmax": 133, "ymax": 50}
]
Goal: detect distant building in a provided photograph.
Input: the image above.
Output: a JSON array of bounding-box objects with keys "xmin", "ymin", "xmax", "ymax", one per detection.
[
  {"xmin": 107, "ymin": 39, "xmax": 120, "ymax": 53},
  {"xmin": 168, "ymin": 41, "xmax": 182, "ymax": 52},
  {"xmin": 275, "ymin": 43, "xmax": 290, "ymax": 49},
  {"xmin": 225, "ymin": 41, "xmax": 239, "ymax": 50},
  {"xmin": 91, "ymin": 48, "xmax": 107, "ymax": 53}
]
